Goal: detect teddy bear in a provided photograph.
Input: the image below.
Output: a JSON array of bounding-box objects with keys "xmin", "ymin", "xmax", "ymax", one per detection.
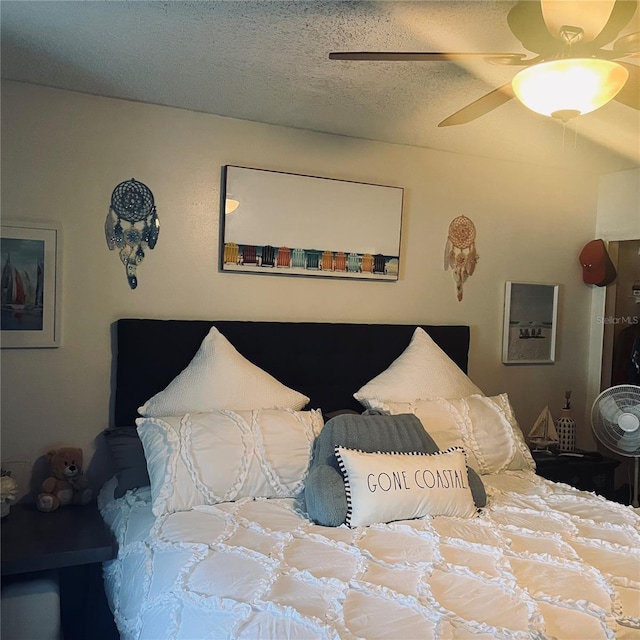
[{"xmin": 36, "ymin": 447, "xmax": 92, "ymax": 512}]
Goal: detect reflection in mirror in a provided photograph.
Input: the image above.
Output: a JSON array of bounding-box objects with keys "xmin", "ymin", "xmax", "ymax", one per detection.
[{"xmin": 601, "ymin": 239, "xmax": 640, "ymax": 389}]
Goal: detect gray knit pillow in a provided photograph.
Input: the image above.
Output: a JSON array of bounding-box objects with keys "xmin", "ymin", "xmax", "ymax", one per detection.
[{"xmin": 304, "ymin": 413, "xmax": 486, "ymax": 526}]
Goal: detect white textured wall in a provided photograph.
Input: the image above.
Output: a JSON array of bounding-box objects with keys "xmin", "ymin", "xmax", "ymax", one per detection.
[
  {"xmin": 596, "ymin": 169, "xmax": 640, "ymax": 241},
  {"xmin": 1, "ymin": 81, "xmax": 601, "ymax": 498}
]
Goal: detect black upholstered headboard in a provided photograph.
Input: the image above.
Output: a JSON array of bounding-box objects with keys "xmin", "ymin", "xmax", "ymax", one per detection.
[{"xmin": 113, "ymin": 320, "xmax": 471, "ymax": 427}]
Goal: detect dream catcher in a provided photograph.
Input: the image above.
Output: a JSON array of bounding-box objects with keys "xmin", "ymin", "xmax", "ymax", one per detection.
[
  {"xmin": 105, "ymin": 178, "xmax": 159, "ymax": 289},
  {"xmin": 444, "ymin": 215, "xmax": 478, "ymax": 302}
]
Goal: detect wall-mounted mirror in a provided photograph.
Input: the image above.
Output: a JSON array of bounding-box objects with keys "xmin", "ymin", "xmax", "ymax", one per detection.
[{"xmin": 600, "ymin": 239, "xmax": 640, "ymax": 389}]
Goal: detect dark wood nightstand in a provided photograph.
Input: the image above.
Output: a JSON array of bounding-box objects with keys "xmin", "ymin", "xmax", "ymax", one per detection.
[
  {"xmin": 532, "ymin": 451, "xmax": 620, "ymax": 500},
  {"xmin": 1, "ymin": 501, "xmax": 118, "ymax": 640}
]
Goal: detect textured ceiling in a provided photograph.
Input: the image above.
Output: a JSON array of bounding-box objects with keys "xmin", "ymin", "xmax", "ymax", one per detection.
[{"xmin": 1, "ymin": 0, "xmax": 639, "ymax": 174}]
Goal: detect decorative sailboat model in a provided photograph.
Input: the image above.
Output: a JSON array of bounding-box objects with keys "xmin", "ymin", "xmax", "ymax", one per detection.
[{"xmin": 528, "ymin": 406, "xmax": 558, "ymax": 450}]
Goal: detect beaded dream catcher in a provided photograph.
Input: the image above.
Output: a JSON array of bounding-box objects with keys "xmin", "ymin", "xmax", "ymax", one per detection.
[
  {"xmin": 444, "ymin": 215, "xmax": 478, "ymax": 302},
  {"xmin": 105, "ymin": 179, "xmax": 159, "ymax": 289}
]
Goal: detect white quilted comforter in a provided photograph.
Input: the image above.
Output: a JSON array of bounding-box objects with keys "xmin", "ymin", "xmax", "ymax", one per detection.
[{"xmin": 99, "ymin": 472, "xmax": 640, "ymax": 640}]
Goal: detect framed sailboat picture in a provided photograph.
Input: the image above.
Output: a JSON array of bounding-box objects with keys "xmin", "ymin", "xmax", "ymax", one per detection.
[
  {"xmin": 502, "ymin": 281, "xmax": 559, "ymax": 364},
  {"xmin": 1, "ymin": 220, "xmax": 62, "ymax": 348}
]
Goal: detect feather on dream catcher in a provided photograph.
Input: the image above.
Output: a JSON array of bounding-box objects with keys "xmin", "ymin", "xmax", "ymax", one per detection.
[
  {"xmin": 444, "ymin": 215, "xmax": 478, "ymax": 301},
  {"xmin": 105, "ymin": 179, "xmax": 160, "ymax": 289}
]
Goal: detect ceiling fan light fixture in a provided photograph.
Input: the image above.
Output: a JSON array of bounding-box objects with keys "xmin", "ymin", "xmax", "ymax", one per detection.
[{"xmin": 511, "ymin": 58, "xmax": 629, "ymax": 121}]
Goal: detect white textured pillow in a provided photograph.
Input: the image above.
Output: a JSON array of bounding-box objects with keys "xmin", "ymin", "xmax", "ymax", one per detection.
[
  {"xmin": 138, "ymin": 327, "xmax": 309, "ymax": 417},
  {"xmin": 369, "ymin": 394, "xmax": 534, "ymax": 475},
  {"xmin": 335, "ymin": 446, "xmax": 477, "ymax": 527},
  {"xmin": 136, "ymin": 408, "xmax": 324, "ymax": 516},
  {"xmin": 353, "ymin": 327, "xmax": 482, "ymax": 408}
]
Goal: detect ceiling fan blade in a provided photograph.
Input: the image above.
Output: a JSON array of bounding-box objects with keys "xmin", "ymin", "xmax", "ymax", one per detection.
[
  {"xmin": 614, "ymin": 62, "xmax": 640, "ymax": 109},
  {"xmin": 541, "ymin": 0, "xmax": 615, "ymax": 42},
  {"xmin": 329, "ymin": 52, "xmax": 528, "ymax": 63},
  {"xmin": 613, "ymin": 31, "xmax": 640, "ymax": 55},
  {"xmin": 591, "ymin": 1, "xmax": 638, "ymax": 48},
  {"xmin": 486, "ymin": 54, "xmax": 542, "ymax": 66},
  {"xmin": 508, "ymin": 1, "xmax": 561, "ymax": 55},
  {"xmin": 438, "ymin": 83, "xmax": 515, "ymax": 127}
]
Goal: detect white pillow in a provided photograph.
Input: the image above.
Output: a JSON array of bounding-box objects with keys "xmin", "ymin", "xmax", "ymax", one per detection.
[
  {"xmin": 353, "ymin": 327, "xmax": 482, "ymax": 408},
  {"xmin": 369, "ymin": 394, "xmax": 534, "ymax": 475},
  {"xmin": 138, "ymin": 327, "xmax": 309, "ymax": 417},
  {"xmin": 136, "ymin": 408, "xmax": 324, "ymax": 516},
  {"xmin": 335, "ymin": 446, "xmax": 478, "ymax": 527}
]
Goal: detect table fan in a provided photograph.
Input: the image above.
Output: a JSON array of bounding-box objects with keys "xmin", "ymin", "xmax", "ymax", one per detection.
[{"xmin": 591, "ymin": 384, "xmax": 640, "ymax": 507}]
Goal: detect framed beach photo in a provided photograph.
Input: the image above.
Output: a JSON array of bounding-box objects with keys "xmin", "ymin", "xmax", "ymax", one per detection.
[
  {"xmin": 220, "ymin": 166, "xmax": 403, "ymax": 281},
  {"xmin": 1, "ymin": 220, "xmax": 62, "ymax": 348},
  {"xmin": 502, "ymin": 281, "xmax": 558, "ymax": 364}
]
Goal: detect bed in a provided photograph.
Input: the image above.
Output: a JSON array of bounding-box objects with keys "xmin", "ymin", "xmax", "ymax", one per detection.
[{"xmin": 99, "ymin": 319, "xmax": 640, "ymax": 639}]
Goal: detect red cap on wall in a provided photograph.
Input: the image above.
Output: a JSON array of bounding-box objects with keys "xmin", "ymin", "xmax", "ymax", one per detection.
[{"xmin": 578, "ymin": 239, "xmax": 617, "ymax": 286}]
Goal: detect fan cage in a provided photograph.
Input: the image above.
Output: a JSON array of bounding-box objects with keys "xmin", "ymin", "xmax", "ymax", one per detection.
[{"xmin": 591, "ymin": 384, "xmax": 640, "ymax": 456}]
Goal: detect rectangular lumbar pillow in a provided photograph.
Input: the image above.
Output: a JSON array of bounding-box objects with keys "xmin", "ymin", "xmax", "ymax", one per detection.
[
  {"xmin": 334, "ymin": 445, "xmax": 478, "ymax": 527},
  {"xmin": 138, "ymin": 326, "xmax": 309, "ymax": 417},
  {"xmin": 136, "ymin": 408, "xmax": 323, "ymax": 516}
]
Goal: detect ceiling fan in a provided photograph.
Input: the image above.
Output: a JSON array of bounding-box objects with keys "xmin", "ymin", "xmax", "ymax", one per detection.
[{"xmin": 329, "ymin": 0, "xmax": 639, "ymax": 126}]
